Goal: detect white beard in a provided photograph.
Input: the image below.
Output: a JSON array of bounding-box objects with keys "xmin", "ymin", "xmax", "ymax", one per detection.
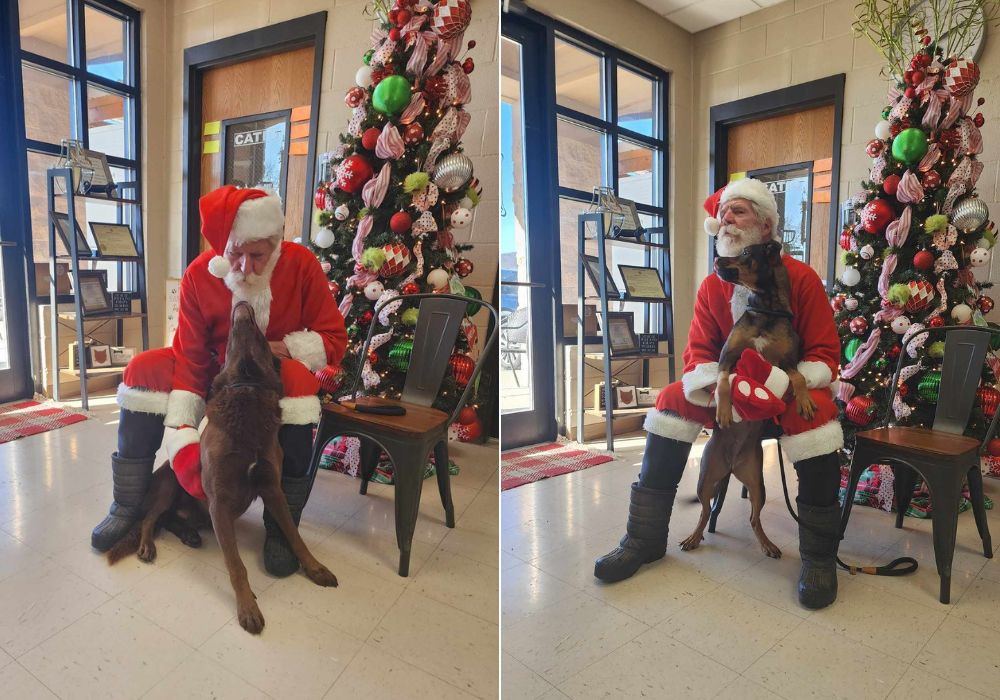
[
  {"xmin": 715, "ymin": 223, "xmax": 767, "ymax": 258},
  {"xmin": 224, "ymin": 244, "xmax": 280, "ymax": 331}
]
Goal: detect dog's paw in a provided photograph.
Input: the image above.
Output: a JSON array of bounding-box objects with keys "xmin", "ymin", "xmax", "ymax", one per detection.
[
  {"xmin": 179, "ymin": 529, "xmax": 202, "ymax": 548},
  {"xmin": 761, "ymin": 540, "xmax": 782, "ymax": 559},
  {"xmin": 305, "ymin": 563, "xmax": 339, "ymax": 588},
  {"xmin": 795, "ymin": 394, "xmax": 817, "ymax": 420},
  {"xmin": 238, "ymin": 602, "xmax": 265, "ymax": 635},
  {"xmin": 680, "ymin": 533, "xmax": 703, "ymax": 551},
  {"xmin": 137, "ymin": 541, "xmax": 156, "ymax": 563},
  {"xmin": 715, "ymin": 408, "xmax": 733, "ymax": 429}
]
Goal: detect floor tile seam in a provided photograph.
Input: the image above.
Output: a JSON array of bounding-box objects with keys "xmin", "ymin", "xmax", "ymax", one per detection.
[
  {"xmin": 523, "ymin": 618, "xmax": 652, "ymax": 689},
  {"xmin": 798, "ymin": 614, "xmax": 923, "ymax": 665},
  {"xmin": 136, "ymin": 646, "xmax": 278, "ymax": 700},
  {"xmin": 8, "ymin": 658, "xmax": 64, "ymax": 700},
  {"xmin": 712, "ymin": 673, "xmax": 797, "ymax": 700},
  {"xmin": 607, "ymin": 575, "xmax": 726, "ymax": 627}
]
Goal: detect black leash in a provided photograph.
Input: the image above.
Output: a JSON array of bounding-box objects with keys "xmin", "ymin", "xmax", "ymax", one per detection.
[{"xmin": 776, "ymin": 446, "xmax": 918, "ymax": 577}]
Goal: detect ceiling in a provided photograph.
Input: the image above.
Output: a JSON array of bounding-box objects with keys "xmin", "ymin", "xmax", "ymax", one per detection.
[{"xmin": 634, "ymin": 0, "xmax": 787, "ymax": 34}]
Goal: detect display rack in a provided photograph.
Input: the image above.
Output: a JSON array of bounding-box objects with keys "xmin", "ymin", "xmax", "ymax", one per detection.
[
  {"xmin": 46, "ymin": 167, "xmax": 150, "ymax": 410},
  {"xmin": 576, "ymin": 211, "xmax": 675, "ymax": 452}
]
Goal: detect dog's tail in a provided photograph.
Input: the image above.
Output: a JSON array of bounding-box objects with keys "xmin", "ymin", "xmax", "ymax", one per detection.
[{"xmin": 105, "ymin": 521, "xmax": 142, "ymax": 565}]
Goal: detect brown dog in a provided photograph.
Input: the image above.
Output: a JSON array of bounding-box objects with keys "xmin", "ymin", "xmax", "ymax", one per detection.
[
  {"xmin": 679, "ymin": 241, "xmax": 815, "ymax": 557},
  {"xmin": 109, "ymin": 301, "xmax": 337, "ymax": 633}
]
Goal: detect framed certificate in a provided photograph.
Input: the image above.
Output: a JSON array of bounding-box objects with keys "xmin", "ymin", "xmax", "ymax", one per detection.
[
  {"xmin": 618, "ymin": 264, "xmax": 668, "ymax": 301},
  {"xmin": 582, "ymin": 254, "xmax": 621, "ymax": 299},
  {"xmin": 601, "ymin": 311, "xmax": 640, "ymax": 356},
  {"xmin": 594, "ymin": 187, "xmax": 643, "ymax": 238},
  {"xmin": 78, "ymin": 148, "xmax": 116, "ymax": 196},
  {"xmin": 89, "ymin": 222, "xmax": 139, "ymax": 259},
  {"xmin": 75, "ymin": 269, "xmax": 113, "ymax": 316},
  {"xmin": 51, "ymin": 212, "xmax": 93, "ymax": 256}
]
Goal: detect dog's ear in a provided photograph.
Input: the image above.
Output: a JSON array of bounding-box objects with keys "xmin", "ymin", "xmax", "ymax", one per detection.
[{"xmin": 764, "ymin": 240, "xmax": 782, "ymax": 262}]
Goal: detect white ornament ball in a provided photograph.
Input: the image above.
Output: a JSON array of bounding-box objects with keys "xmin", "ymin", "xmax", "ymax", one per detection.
[
  {"xmin": 313, "ymin": 227, "xmax": 336, "ymax": 248},
  {"xmin": 891, "ymin": 315, "xmax": 911, "ymax": 334},
  {"xmin": 355, "ymin": 66, "xmax": 373, "ymax": 87},
  {"xmin": 450, "ymin": 207, "xmax": 472, "ymax": 228},
  {"xmin": 978, "ymin": 237, "xmax": 992, "ymax": 250},
  {"xmin": 952, "ymin": 303, "xmax": 974, "ymax": 323},
  {"xmin": 860, "ymin": 244, "xmax": 874, "ymax": 260},
  {"xmin": 459, "ymin": 196, "xmax": 474, "ymax": 209},
  {"xmin": 293, "ymin": 236, "xmax": 302, "ymax": 244},
  {"xmin": 875, "ymin": 120, "xmax": 891, "ymax": 140},
  {"xmin": 364, "ymin": 280, "xmax": 385, "ymax": 301},
  {"xmin": 845, "ymin": 297, "xmax": 859, "ymax": 311},
  {"xmin": 971, "ymin": 247, "xmax": 991, "ymax": 267},
  {"xmin": 841, "ymin": 267, "xmax": 861, "ymax": 287},
  {"xmin": 334, "ymin": 204, "xmax": 350, "ymax": 221},
  {"xmin": 427, "ymin": 268, "xmax": 450, "ymax": 289}
]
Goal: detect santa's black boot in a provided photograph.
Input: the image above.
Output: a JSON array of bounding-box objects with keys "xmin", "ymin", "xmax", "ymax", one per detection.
[
  {"xmin": 594, "ymin": 431, "xmax": 690, "ymax": 583},
  {"xmin": 91, "ymin": 409, "xmax": 165, "ymax": 551},
  {"xmin": 264, "ymin": 424, "xmax": 314, "ymax": 577},
  {"xmin": 794, "ymin": 452, "xmax": 842, "ymax": 609}
]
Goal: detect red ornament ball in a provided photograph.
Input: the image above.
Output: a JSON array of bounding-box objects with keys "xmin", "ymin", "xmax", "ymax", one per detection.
[
  {"xmin": 454, "ymin": 258, "xmax": 474, "ymax": 278},
  {"xmin": 458, "ymin": 406, "xmax": 478, "ymax": 425},
  {"xmin": 388, "ymin": 8, "xmax": 399, "ymax": 22},
  {"xmin": 988, "ymin": 438, "xmax": 1000, "ymax": 457},
  {"xmin": 314, "ymin": 365, "xmax": 342, "ymax": 394},
  {"xmin": 396, "ymin": 9, "xmax": 412, "ymax": 24},
  {"xmin": 368, "ymin": 351, "xmax": 379, "ymax": 366},
  {"xmin": 888, "ymin": 344, "xmax": 901, "ymax": 359},
  {"xmin": 360, "ymin": 310, "xmax": 374, "ymax": 325},
  {"xmin": 328, "ymin": 280, "xmax": 340, "ymax": 297},
  {"xmin": 980, "ymin": 296, "xmax": 995, "ymax": 314},
  {"xmin": 904, "ymin": 279, "xmax": 935, "ymax": 312},
  {"xmin": 336, "ymin": 154, "xmax": 374, "ymax": 193},
  {"xmin": 921, "ymin": 170, "xmax": 942, "ymax": 189},
  {"xmin": 846, "ymin": 396, "xmax": 877, "ymax": 426},
  {"xmin": 911, "ymin": 70, "xmax": 925, "ymax": 85},
  {"xmin": 882, "ymin": 174, "xmax": 901, "ymax": 196},
  {"xmin": 345, "ymin": 86, "xmax": 365, "ymax": 108},
  {"xmin": 462, "ymin": 57, "xmax": 474, "ymax": 74},
  {"xmin": 361, "ymin": 127, "xmax": 381, "ymax": 151},
  {"xmin": 904, "ymin": 86, "xmax": 916, "ymax": 99},
  {"xmin": 928, "ymin": 315, "xmax": 946, "ymax": 327},
  {"xmin": 861, "ymin": 198, "xmax": 894, "ymax": 233},
  {"xmin": 390, "ymin": 211, "xmax": 413, "ymax": 234},
  {"xmin": 403, "ymin": 122, "xmax": 424, "ymax": 145},
  {"xmin": 975, "ymin": 113, "xmax": 986, "ymax": 128},
  {"xmin": 831, "ymin": 294, "xmax": 845, "ymax": 312},
  {"xmin": 388, "ymin": 27, "xmax": 401, "ymax": 41},
  {"xmin": 839, "ymin": 228, "xmax": 853, "ymax": 251},
  {"xmin": 448, "ymin": 352, "xmax": 475, "ymax": 386},
  {"xmin": 850, "ymin": 316, "xmax": 869, "ymax": 335},
  {"xmin": 401, "ymin": 282, "xmax": 420, "ymax": 295},
  {"xmin": 432, "ymin": 0, "xmax": 472, "ymax": 38},
  {"xmin": 977, "ymin": 386, "xmax": 1000, "ymax": 418},
  {"xmin": 314, "ymin": 184, "xmax": 327, "ymax": 210},
  {"xmin": 922, "ymin": 35, "xmax": 932, "ymax": 45},
  {"xmin": 898, "ymin": 383, "xmax": 909, "ymax": 397},
  {"xmin": 866, "ymin": 139, "xmax": 884, "ymax": 158},
  {"xmin": 913, "ymin": 250, "xmax": 935, "ymax": 271},
  {"xmin": 380, "ymin": 242, "xmax": 412, "ymax": 278}
]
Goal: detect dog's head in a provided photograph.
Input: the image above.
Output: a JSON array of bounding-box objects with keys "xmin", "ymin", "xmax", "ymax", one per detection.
[
  {"xmin": 220, "ymin": 301, "xmax": 282, "ymax": 391},
  {"xmin": 713, "ymin": 240, "xmax": 784, "ymax": 293}
]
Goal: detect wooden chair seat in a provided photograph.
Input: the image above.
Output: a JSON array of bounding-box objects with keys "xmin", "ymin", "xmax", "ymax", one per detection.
[
  {"xmin": 321, "ymin": 397, "xmax": 449, "ymax": 436},
  {"xmin": 856, "ymin": 427, "xmax": 981, "ymax": 457}
]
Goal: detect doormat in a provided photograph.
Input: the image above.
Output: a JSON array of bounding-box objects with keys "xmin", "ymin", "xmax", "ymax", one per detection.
[
  {"xmin": 501, "ymin": 440, "xmax": 614, "ymax": 490},
  {"xmin": 0, "ymin": 399, "xmax": 90, "ymax": 444}
]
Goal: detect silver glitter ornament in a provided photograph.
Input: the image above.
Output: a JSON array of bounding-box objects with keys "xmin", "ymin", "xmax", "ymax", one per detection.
[
  {"xmin": 432, "ymin": 153, "xmax": 474, "ymax": 192},
  {"xmin": 951, "ymin": 195, "xmax": 990, "ymax": 232}
]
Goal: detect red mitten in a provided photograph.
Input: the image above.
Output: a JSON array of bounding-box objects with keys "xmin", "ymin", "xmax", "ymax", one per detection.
[
  {"xmin": 729, "ymin": 348, "xmax": 789, "ymax": 421},
  {"xmin": 166, "ymin": 426, "xmax": 206, "ymax": 500}
]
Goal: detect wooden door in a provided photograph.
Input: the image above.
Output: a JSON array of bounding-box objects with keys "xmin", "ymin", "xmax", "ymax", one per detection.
[
  {"xmin": 198, "ymin": 46, "xmax": 315, "ymax": 248},
  {"xmin": 727, "ymin": 104, "xmax": 835, "ymax": 280}
]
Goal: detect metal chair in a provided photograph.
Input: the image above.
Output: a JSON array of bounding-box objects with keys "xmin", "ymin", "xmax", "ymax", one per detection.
[
  {"xmin": 500, "ymin": 306, "xmax": 529, "ymax": 385},
  {"xmin": 841, "ymin": 325, "xmax": 1000, "ymax": 604},
  {"xmin": 308, "ymin": 293, "xmax": 498, "ymax": 576}
]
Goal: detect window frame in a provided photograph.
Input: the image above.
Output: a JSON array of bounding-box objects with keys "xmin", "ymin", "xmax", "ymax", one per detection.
[{"xmin": 18, "ymin": 0, "xmax": 141, "ymax": 303}]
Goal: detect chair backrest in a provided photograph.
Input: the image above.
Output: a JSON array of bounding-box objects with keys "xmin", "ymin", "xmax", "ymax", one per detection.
[{"xmin": 933, "ymin": 327, "xmax": 992, "ymax": 434}]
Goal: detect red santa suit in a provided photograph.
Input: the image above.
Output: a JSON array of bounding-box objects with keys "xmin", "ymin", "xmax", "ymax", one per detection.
[
  {"xmin": 116, "ymin": 186, "xmax": 347, "ymax": 498},
  {"xmin": 648, "ymin": 254, "xmax": 843, "ymax": 464}
]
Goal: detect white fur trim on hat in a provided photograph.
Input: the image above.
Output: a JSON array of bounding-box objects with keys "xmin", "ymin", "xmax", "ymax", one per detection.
[
  {"xmin": 681, "ymin": 362, "xmax": 719, "ymax": 407},
  {"xmin": 643, "ymin": 408, "xmax": 704, "ymax": 442},
  {"xmin": 165, "ymin": 426, "xmax": 200, "ymax": 462},
  {"xmin": 722, "ymin": 178, "xmax": 780, "ymax": 240},
  {"xmin": 280, "ymin": 395, "xmax": 321, "ymax": 425},
  {"xmin": 164, "ymin": 389, "xmax": 206, "ymax": 428},
  {"xmin": 230, "ymin": 194, "xmax": 285, "ymax": 244},
  {"xmin": 283, "ymin": 330, "xmax": 327, "ymax": 372},
  {"xmin": 208, "ymin": 255, "xmax": 231, "ymax": 278},
  {"xmin": 779, "ymin": 419, "xmax": 844, "ymax": 463},
  {"xmin": 797, "ymin": 360, "xmax": 833, "ymax": 390},
  {"xmin": 704, "ymin": 217, "xmax": 720, "ymax": 236},
  {"xmin": 116, "ymin": 383, "xmax": 168, "ymax": 415}
]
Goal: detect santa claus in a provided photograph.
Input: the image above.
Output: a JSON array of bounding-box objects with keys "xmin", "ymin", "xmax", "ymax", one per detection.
[
  {"xmin": 595, "ymin": 178, "xmax": 844, "ymax": 610},
  {"xmin": 91, "ymin": 185, "xmax": 347, "ymax": 578}
]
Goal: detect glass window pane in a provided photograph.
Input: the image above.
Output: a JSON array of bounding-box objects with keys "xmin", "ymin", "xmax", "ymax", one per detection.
[
  {"xmin": 617, "ymin": 66, "xmax": 655, "ymax": 137},
  {"xmin": 22, "ymin": 63, "xmax": 74, "ymax": 144},
  {"xmin": 27, "ymin": 151, "xmax": 61, "ymax": 280},
  {"xmin": 19, "ymin": 0, "xmax": 70, "ymax": 64},
  {"xmin": 88, "ymin": 84, "xmax": 126, "ymax": 159},
  {"xmin": 559, "ymin": 198, "xmax": 593, "ymax": 304},
  {"xmin": 753, "ymin": 167, "xmax": 811, "ymax": 264},
  {"xmin": 85, "ymin": 6, "xmax": 126, "ymax": 83},
  {"xmin": 554, "ymin": 37, "xmax": 602, "ymax": 118},
  {"xmin": 558, "ymin": 119, "xmax": 604, "ymax": 192},
  {"xmin": 617, "ymin": 139, "xmax": 656, "ymax": 206}
]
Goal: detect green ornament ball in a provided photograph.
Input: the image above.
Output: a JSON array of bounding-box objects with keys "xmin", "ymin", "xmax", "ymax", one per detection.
[
  {"xmin": 874, "ymin": 358, "xmax": 888, "ymax": 369},
  {"xmin": 372, "ymin": 75, "xmax": 412, "ymax": 116},
  {"xmin": 844, "ymin": 337, "xmax": 862, "ymax": 362},
  {"xmin": 891, "ymin": 127, "xmax": 929, "ymax": 164},
  {"xmin": 918, "ymin": 370, "xmax": 942, "ymax": 401},
  {"xmin": 388, "ymin": 338, "xmax": 414, "ymax": 370},
  {"xmin": 927, "ymin": 340, "xmax": 946, "ymax": 358},
  {"xmin": 882, "ymin": 108, "xmax": 891, "ymax": 119},
  {"xmin": 464, "ymin": 286, "xmax": 483, "ymax": 316},
  {"xmin": 401, "ymin": 308, "xmax": 419, "ymax": 327},
  {"xmin": 360, "ymin": 247, "xmax": 386, "ymax": 272},
  {"xmin": 347, "ymin": 324, "xmax": 359, "ymax": 338},
  {"xmin": 363, "ymin": 49, "xmax": 374, "ymax": 66},
  {"xmin": 887, "ymin": 283, "xmax": 911, "ymax": 306}
]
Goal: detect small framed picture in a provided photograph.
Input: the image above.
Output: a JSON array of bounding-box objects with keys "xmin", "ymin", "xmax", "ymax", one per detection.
[
  {"xmin": 615, "ymin": 385, "xmax": 638, "ymax": 408},
  {"xmin": 87, "ymin": 344, "xmax": 112, "ymax": 368},
  {"xmin": 602, "ymin": 311, "xmax": 640, "ymax": 356},
  {"xmin": 111, "ymin": 292, "xmax": 133, "ymax": 314},
  {"xmin": 594, "ymin": 187, "xmax": 642, "ymax": 236},
  {"xmin": 618, "ymin": 264, "xmax": 668, "ymax": 301},
  {"xmin": 51, "ymin": 212, "xmax": 93, "ymax": 256},
  {"xmin": 582, "ymin": 254, "xmax": 621, "ymax": 299},
  {"xmin": 78, "ymin": 148, "xmax": 117, "ymax": 197},
  {"xmin": 638, "ymin": 333, "xmax": 659, "ymax": 354},
  {"xmin": 110, "ymin": 346, "xmax": 136, "ymax": 366},
  {"xmin": 89, "ymin": 222, "xmax": 139, "ymax": 259},
  {"xmin": 75, "ymin": 269, "xmax": 113, "ymax": 316}
]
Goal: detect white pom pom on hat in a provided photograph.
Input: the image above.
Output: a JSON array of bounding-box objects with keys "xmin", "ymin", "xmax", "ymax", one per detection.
[{"xmin": 208, "ymin": 255, "xmax": 231, "ymax": 277}]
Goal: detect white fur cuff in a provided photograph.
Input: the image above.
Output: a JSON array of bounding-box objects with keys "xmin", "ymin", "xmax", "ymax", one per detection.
[
  {"xmin": 797, "ymin": 361, "xmax": 833, "ymax": 389},
  {"xmin": 280, "ymin": 395, "xmax": 321, "ymax": 425},
  {"xmin": 116, "ymin": 383, "xmax": 168, "ymax": 415},
  {"xmin": 284, "ymin": 330, "xmax": 327, "ymax": 372},
  {"xmin": 164, "ymin": 389, "xmax": 206, "ymax": 428},
  {"xmin": 165, "ymin": 426, "xmax": 200, "ymax": 461},
  {"xmin": 643, "ymin": 409, "xmax": 704, "ymax": 442},
  {"xmin": 682, "ymin": 362, "xmax": 719, "ymax": 408},
  {"xmin": 779, "ymin": 419, "xmax": 844, "ymax": 463}
]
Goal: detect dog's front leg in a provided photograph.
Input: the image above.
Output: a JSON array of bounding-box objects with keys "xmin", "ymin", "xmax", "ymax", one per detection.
[
  {"xmin": 209, "ymin": 501, "xmax": 264, "ymax": 634},
  {"xmin": 715, "ymin": 369, "xmax": 733, "ymax": 428},
  {"xmin": 785, "ymin": 368, "xmax": 816, "ymax": 420},
  {"xmin": 259, "ymin": 483, "xmax": 338, "ymax": 588}
]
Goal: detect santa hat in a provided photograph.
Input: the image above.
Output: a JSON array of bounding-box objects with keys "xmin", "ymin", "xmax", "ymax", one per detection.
[
  {"xmin": 703, "ymin": 178, "xmax": 780, "ymax": 241},
  {"xmin": 199, "ymin": 185, "xmax": 285, "ymax": 278}
]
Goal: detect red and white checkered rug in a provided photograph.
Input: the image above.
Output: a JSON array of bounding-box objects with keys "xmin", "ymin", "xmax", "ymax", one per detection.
[
  {"xmin": 501, "ymin": 441, "xmax": 614, "ymax": 491},
  {"xmin": 0, "ymin": 399, "xmax": 89, "ymax": 444}
]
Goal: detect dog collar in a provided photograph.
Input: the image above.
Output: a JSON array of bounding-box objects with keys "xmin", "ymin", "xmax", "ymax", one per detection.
[{"xmin": 747, "ymin": 305, "xmax": 793, "ymax": 320}]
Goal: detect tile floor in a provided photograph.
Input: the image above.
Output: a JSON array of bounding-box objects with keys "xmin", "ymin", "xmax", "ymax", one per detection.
[
  {"xmin": 0, "ymin": 394, "xmax": 499, "ymax": 699},
  {"xmin": 502, "ymin": 434, "xmax": 1000, "ymax": 700}
]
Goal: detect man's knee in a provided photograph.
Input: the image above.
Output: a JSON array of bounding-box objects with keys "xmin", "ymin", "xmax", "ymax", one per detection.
[
  {"xmin": 119, "ymin": 348, "xmax": 175, "ymax": 414},
  {"xmin": 279, "ymin": 359, "xmax": 321, "ymax": 425}
]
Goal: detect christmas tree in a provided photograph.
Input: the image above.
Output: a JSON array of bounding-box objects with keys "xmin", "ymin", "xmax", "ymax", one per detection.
[
  {"xmin": 309, "ymin": 0, "xmax": 486, "ymax": 436},
  {"xmin": 833, "ymin": 1, "xmax": 1000, "ymax": 515}
]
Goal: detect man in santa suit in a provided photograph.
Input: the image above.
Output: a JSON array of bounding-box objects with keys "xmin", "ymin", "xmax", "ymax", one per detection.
[
  {"xmin": 594, "ymin": 178, "xmax": 844, "ymax": 610},
  {"xmin": 91, "ymin": 185, "xmax": 347, "ymax": 578}
]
